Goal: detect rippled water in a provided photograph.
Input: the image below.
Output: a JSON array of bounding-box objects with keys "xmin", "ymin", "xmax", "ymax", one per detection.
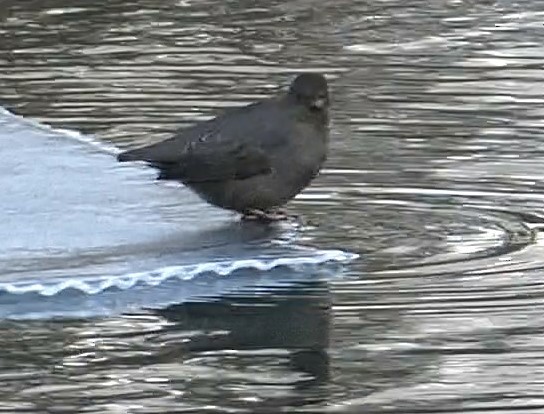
[{"xmin": 2, "ymin": 0, "xmax": 544, "ymax": 412}]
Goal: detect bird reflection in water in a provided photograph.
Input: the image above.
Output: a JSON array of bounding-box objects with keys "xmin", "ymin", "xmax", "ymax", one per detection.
[{"xmin": 153, "ymin": 280, "xmax": 332, "ymax": 407}]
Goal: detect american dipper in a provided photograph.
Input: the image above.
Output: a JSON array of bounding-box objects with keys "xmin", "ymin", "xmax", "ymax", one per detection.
[{"xmin": 117, "ymin": 73, "xmax": 330, "ymax": 221}]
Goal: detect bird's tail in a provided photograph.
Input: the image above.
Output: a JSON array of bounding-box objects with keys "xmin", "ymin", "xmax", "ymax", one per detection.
[
  {"xmin": 117, "ymin": 147, "xmax": 151, "ymax": 162},
  {"xmin": 117, "ymin": 137, "xmax": 181, "ymax": 163}
]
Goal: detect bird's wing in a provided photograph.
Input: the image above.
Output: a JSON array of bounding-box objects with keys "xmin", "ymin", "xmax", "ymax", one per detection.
[{"xmin": 117, "ymin": 101, "xmax": 284, "ymax": 182}]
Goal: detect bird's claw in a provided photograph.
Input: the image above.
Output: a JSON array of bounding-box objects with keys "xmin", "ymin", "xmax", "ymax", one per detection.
[{"xmin": 241, "ymin": 209, "xmax": 292, "ymax": 222}]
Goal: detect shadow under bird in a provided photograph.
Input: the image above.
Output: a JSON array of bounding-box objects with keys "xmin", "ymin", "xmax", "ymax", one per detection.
[{"xmin": 117, "ymin": 73, "xmax": 330, "ymax": 221}]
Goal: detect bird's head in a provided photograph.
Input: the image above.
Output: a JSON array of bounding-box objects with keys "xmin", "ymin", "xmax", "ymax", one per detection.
[{"xmin": 289, "ymin": 73, "xmax": 329, "ymax": 111}]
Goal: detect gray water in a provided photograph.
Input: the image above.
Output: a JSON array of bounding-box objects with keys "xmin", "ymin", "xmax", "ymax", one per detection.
[{"xmin": 1, "ymin": 0, "xmax": 544, "ymax": 412}]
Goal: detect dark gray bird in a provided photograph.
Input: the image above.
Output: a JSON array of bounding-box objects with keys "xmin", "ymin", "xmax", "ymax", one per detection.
[{"xmin": 117, "ymin": 73, "xmax": 330, "ymax": 221}]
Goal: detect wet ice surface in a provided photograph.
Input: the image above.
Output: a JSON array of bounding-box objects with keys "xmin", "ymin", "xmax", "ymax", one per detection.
[{"xmin": 0, "ymin": 108, "xmax": 355, "ymax": 318}]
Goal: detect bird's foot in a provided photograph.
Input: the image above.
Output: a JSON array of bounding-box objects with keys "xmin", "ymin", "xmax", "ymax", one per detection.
[{"xmin": 241, "ymin": 208, "xmax": 291, "ymax": 222}]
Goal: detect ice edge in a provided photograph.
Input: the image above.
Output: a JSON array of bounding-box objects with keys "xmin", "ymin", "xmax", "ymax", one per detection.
[{"xmin": 0, "ymin": 249, "xmax": 359, "ymax": 296}]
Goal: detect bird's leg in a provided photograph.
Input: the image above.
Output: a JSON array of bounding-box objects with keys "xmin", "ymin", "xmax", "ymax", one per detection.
[
  {"xmin": 274, "ymin": 208, "xmax": 302, "ymax": 221},
  {"xmin": 241, "ymin": 208, "xmax": 289, "ymax": 221},
  {"xmin": 240, "ymin": 209, "xmax": 263, "ymax": 221}
]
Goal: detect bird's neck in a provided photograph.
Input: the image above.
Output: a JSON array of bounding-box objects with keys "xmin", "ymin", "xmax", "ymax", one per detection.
[{"xmin": 283, "ymin": 93, "xmax": 329, "ymax": 125}]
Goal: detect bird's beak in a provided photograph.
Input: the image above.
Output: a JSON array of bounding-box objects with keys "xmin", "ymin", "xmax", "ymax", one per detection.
[{"xmin": 312, "ymin": 97, "xmax": 327, "ymax": 109}]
